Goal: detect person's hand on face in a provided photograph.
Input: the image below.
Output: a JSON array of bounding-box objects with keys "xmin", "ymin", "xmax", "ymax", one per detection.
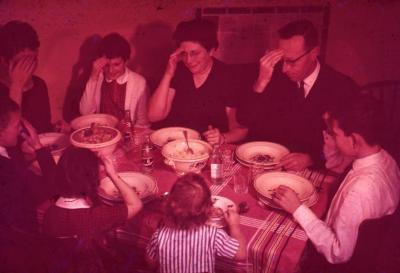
[
  {"xmin": 203, "ymin": 125, "xmax": 222, "ymax": 145},
  {"xmin": 272, "ymin": 185, "xmax": 302, "ymax": 214},
  {"xmin": 165, "ymin": 47, "xmax": 184, "ymax": 78},
  {"xmin": 20, "ymin": 119, "xmax": 42, "ymax": 151},
  {"xmin": 9, "ymin": 55, "xmax": 36, "ymax": 89},
  {"xmin": 258, "ymin": 49, "xmax": 284, "ymax": 83},
  {"xmin": 277, "ymin": 153, "xmax": 313, "ymax": 171},
  {"xmin": 91, "ymin": 56, "xmax": 109, "ymax": 80}
]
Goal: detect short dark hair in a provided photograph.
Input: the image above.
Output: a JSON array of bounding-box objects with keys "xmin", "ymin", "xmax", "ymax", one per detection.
[
  {"xmin": 98, "ymin": 33, "xmax": 131, "ymax": 60},
  {"xmin": 0, "ymin": 20, "xmax": 40, "ymax": 61},
  {"xmin": 164, "ymin": 173, "xmax": 212, "ymax": 229},
  {"xmin": 54, "ymin": 147, "xmax": 100, "ymax": 203},
  {"xmin": 278, "ymin": 19, "xmax": 319, "ymax": 51},
  {"xmin": 327, "ymin": 95, "xmax": 384, "ymax": 146},
  {"xmin": 0, "ymin": 97, "xmax": 20, "ymax": 130},
  {"xmin": 173, "ymin": 18, "xmax": 219, "ymax": 51}
]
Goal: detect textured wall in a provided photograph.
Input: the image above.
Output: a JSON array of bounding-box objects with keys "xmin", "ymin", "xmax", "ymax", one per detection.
[{"xmin": 1, "ymin": 0, "xmax": 399, "ymax": 121}]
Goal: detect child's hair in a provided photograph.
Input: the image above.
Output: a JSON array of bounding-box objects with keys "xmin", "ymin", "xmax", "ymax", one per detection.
[
  {"xmin": 327, "ymin": 94, "xmax": 384, "ymax": 146},
  {"xmin": 98, "ymin": 32, "xmax": 131, "ymax": 61},
  {"xmin": 54, "ymin": 146, "xmax": 100, "ymax": 204},
  {"xmin": 164, "ymin": 173, "xmax": 212, "ymax": 229}
]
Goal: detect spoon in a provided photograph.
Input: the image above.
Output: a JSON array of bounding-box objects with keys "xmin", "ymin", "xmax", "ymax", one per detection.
[{"xmin": 183, "ymin": 130, "xmax": 194, "ymax": 154}]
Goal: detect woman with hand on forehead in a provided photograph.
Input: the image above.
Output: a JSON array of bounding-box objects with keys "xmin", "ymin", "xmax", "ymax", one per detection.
[
  {"xmin": 0, "ymin": 20, "xmax": 52, "ymax": 133},
  {"xmin": 148, "ymin": 18, "xmax": 247, "ymax": 145}
]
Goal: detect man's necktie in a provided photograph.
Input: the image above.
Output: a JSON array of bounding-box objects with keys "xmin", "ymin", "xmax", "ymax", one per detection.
[{"xmin": 297, "ymin": 80, "xmax": 305, "ymax": 100}]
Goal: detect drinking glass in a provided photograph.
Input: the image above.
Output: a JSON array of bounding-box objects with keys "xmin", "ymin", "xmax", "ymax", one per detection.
[{"xmin": 233, "ymin": 172, "xmax": 248, "ymax": 194}]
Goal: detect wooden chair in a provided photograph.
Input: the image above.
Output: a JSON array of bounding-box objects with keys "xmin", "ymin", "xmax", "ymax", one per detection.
[{"xmin": 360, "ymin": 81, "xmax": 400, "ymax": 163}]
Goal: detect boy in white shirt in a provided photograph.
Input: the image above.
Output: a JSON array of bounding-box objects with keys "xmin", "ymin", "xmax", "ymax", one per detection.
[{"xmin": 272, "ymin": 95, "xmax": 400, "ymax": 265}]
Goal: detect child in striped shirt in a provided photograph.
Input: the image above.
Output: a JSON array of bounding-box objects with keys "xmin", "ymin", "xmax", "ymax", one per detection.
[{"xmin": 146, "ymin": 173, "xmax": 246, "ymax": 273}]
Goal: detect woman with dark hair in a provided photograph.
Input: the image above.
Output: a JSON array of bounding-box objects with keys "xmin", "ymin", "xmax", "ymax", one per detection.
[
  {"xmin": 80, "ymin": 32, "xmax": 149, "ymax": 128},
  {"xmin": 42, "ymin": 147, "xmax": 142, "ymax": 272},
  {"xmin": 146, "ymin": 173, "xmax": 246, "ymax": 273},
  {"xmin": 148, "ymin": 18, "xmax": 247, "ymax": 145},
  {"xmin": 0, "ymin": 20, "xmax": 52, "ymax": 133}
]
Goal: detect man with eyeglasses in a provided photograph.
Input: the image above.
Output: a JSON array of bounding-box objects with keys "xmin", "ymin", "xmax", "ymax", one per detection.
[{"xmin": 238, "ymin": 19, "xmax": 358, "ymax": 171}]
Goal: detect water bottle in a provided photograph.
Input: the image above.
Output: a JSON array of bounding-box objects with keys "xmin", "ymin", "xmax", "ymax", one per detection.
[
  {"xmin": 210, "ymin": 145, "xmax": 223, "ymax": 185},
  {"xmin": 141, "ymin": 135, "xmax": 154, "ymax": 171}
]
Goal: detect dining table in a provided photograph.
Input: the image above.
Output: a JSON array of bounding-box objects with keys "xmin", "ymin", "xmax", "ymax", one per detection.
[{"xmin": 37, "ymin": 140, "xmax": 339, "ymax": 273}]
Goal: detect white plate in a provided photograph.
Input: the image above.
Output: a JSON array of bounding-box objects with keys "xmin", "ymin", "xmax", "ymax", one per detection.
[
  {"xmin": 71, "ymin": 114, "xmax": 119, "ymax": 130},
  {"xmin": 235, "ymin": 141, "xmax": 289, "ymax": 166},
  {"xmin": 254, "ymin": 172, "xmax": 315, "ymax": 202},
  {"xmin": 236, "ymin": 156, "xmax": 280, "ymax": 170},
  {"xmin": 259, "ymin": 190, "xmax": 319, "ymax": 209},
  {"xmin": 150, "ymin": 127, "xmax": 200, "ymax": 148},
  {"xmin": 98, "ymin": 172, "xmax": 157, "ymax": 202},
  {"xmin": 207, "ymin": 196, "xmax": 237, "ymax": 228},
  {"xmin": 38, "ymin": 132, "xmax": 70, "ymax": 155}
]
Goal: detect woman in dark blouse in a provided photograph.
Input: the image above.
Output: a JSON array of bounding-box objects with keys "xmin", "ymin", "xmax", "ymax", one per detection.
[
  {"xmin": 0, "ymin": 20, "xmax": 52, "ymax": 133},
  {"xmin": 148, "ymin": 18, "xmax": 247, "ymax": 145}
]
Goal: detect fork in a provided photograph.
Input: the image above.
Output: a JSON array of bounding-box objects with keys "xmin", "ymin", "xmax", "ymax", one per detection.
[{"xmin": 183, "ymin": 130, "xmax": 194, "ymax": 154}]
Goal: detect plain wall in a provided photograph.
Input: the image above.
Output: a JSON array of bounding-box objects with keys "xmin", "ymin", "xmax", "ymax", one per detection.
[{"xmin": 1, "ymin": 0, "xmax": 399, "ymax": 122}]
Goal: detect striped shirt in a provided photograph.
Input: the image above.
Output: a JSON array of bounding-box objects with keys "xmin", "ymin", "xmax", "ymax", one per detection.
[{"xmin": 147, "ymin": 225, "xmax": 239, "ymax": 273}]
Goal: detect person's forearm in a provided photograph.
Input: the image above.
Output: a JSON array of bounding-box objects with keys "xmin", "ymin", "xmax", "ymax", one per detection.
[
  {"xmin": 222, "ymin": 127, "xmax": 248, "ymax": 144},
  {"xmin": 8, "ymin": 83, "xmax": 23, "ymax": 105},
  {"xmin": 253, "ymin": 76, "xmax": 271, "ymax": 93},
  {"xmin": 109, "ymin": 174, "xmax": 142, "ymax": 218},
  {"xmin": 148, "ymin": 73, "xmax": 173, "ymax": 122},
  {"xmin": 80, "ymin": 77, "xmax": 100, "ymax": 115},
  {"xmin": 230, "ymin": 225, "xmax": 247, "ymax": 260}
]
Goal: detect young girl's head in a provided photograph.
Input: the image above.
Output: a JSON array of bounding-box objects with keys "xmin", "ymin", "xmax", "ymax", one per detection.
[
  {"xmin": 55, "ymin": 146, "xmax": 100, "ymax": 203},
  {"xmin": 164, "ymin": 173, "xmax": 212, "ymax": 229}
]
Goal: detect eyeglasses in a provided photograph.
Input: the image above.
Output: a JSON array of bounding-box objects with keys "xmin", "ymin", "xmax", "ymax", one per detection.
[{"xmin": 282, "ymin": 48, "xmax": 313, "ymax": 66}]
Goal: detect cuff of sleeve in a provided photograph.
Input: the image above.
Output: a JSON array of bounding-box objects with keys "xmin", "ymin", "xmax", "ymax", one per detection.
[{"xmin": 293, "ymin": 204, "xmax": 319, "ymax": 229}]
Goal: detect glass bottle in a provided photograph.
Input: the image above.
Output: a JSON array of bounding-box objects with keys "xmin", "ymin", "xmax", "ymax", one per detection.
[
  {"xmin": 121, "ymin": 110, "xmax": 133, "ymax": 146},
  {"xmin": 141, "ymin": 135, "xmax": 154, "ymax": 171},
  {"xmin": 210, "ymin": 145, "xmax": 223, "ymax": 185}
]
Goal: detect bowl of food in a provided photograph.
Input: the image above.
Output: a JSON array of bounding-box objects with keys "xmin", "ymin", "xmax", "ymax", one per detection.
[
  {"xmin": 70, "ymin": 114, "xmax": 119, "ymax": 131},
  {"xmin": 70, "ymin": 125, "xmax": 121, "ymax": 155},
  {"xmin": 150, "ymin": 127, "xmax": 200, "ymax": 148},
  {"xmin": 161, "ymin": 139, "xmax": 212, "ymax": 176}
]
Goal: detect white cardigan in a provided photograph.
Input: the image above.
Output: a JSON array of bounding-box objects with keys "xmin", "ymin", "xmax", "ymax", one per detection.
[{"xmin": 79, "ymin": 68, "xmax": 149, "ymax": 127}]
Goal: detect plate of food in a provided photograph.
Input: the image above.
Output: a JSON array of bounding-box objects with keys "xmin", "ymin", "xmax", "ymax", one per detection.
[
  {"xmin": 98, "ymin": 171, "xmax": 158, "ymax": 202},
  {"xmin": 258, "ymin": 190, "xmax": 319, "ymax": 209},
  {"xmin": 235, "ymin": 141, "xmax": 289, "ymax": 167},
  {"xmin": 34, "ymin": 132, "xmax": 69, "ymax": 155},
  {"xmin": 150, "ymin": 127, "xmax": 200, "ymax": 148},
  {"xmin": 70, "ymin": 114, "xmax": 119, "ymax": 130},
  {"xmin": 207, "ymin": 196, "xmax": 237, "ymax": 228},
  {"xmin": 254, "ymin": 172, "xmax": 315, "ymax": 202}
]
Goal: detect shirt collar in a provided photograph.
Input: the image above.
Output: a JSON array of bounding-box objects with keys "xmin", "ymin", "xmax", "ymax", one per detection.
[
  {"xmin": 0, "ymin": 146, "xmax": 10, "ymax": 159},
  {"xmin": 299, "ymin": 61, "xmax": 320, "ymax": 97},
  {"xmin": 55, "ymin": 197, "xmax": 92, "ymax": 209},
  {"xmin": 352, "ymin": 149, "xmax": 384, "ymax": 170},
  {"xmin": 104, "ymin": 68, "xmax": 128, "ymax": 84}
]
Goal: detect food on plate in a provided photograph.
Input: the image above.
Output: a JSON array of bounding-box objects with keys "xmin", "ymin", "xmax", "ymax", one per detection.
[
  {"xmin": 168, "ymin": 147, "xmax": 207, "ymax": 160},
  {"xmin": 72, "ymin": 124, "xmax": 118, "ymax": 144},
  {"xmin": 108, "ymin": 186, "xmax": 140, "ymax": 199},
  {"xmin": 209, "ymin": 207, "xmax": 224, "ymax": 218},
  {"xmin": 250, "ymin": 153, "xmax": 275, "ymax": 164}
]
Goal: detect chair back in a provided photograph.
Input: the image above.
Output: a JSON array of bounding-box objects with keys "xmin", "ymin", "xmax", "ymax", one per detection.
[{"xmin": 361, "ymin": 81, "xmax": 400, "ymax": 163}]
